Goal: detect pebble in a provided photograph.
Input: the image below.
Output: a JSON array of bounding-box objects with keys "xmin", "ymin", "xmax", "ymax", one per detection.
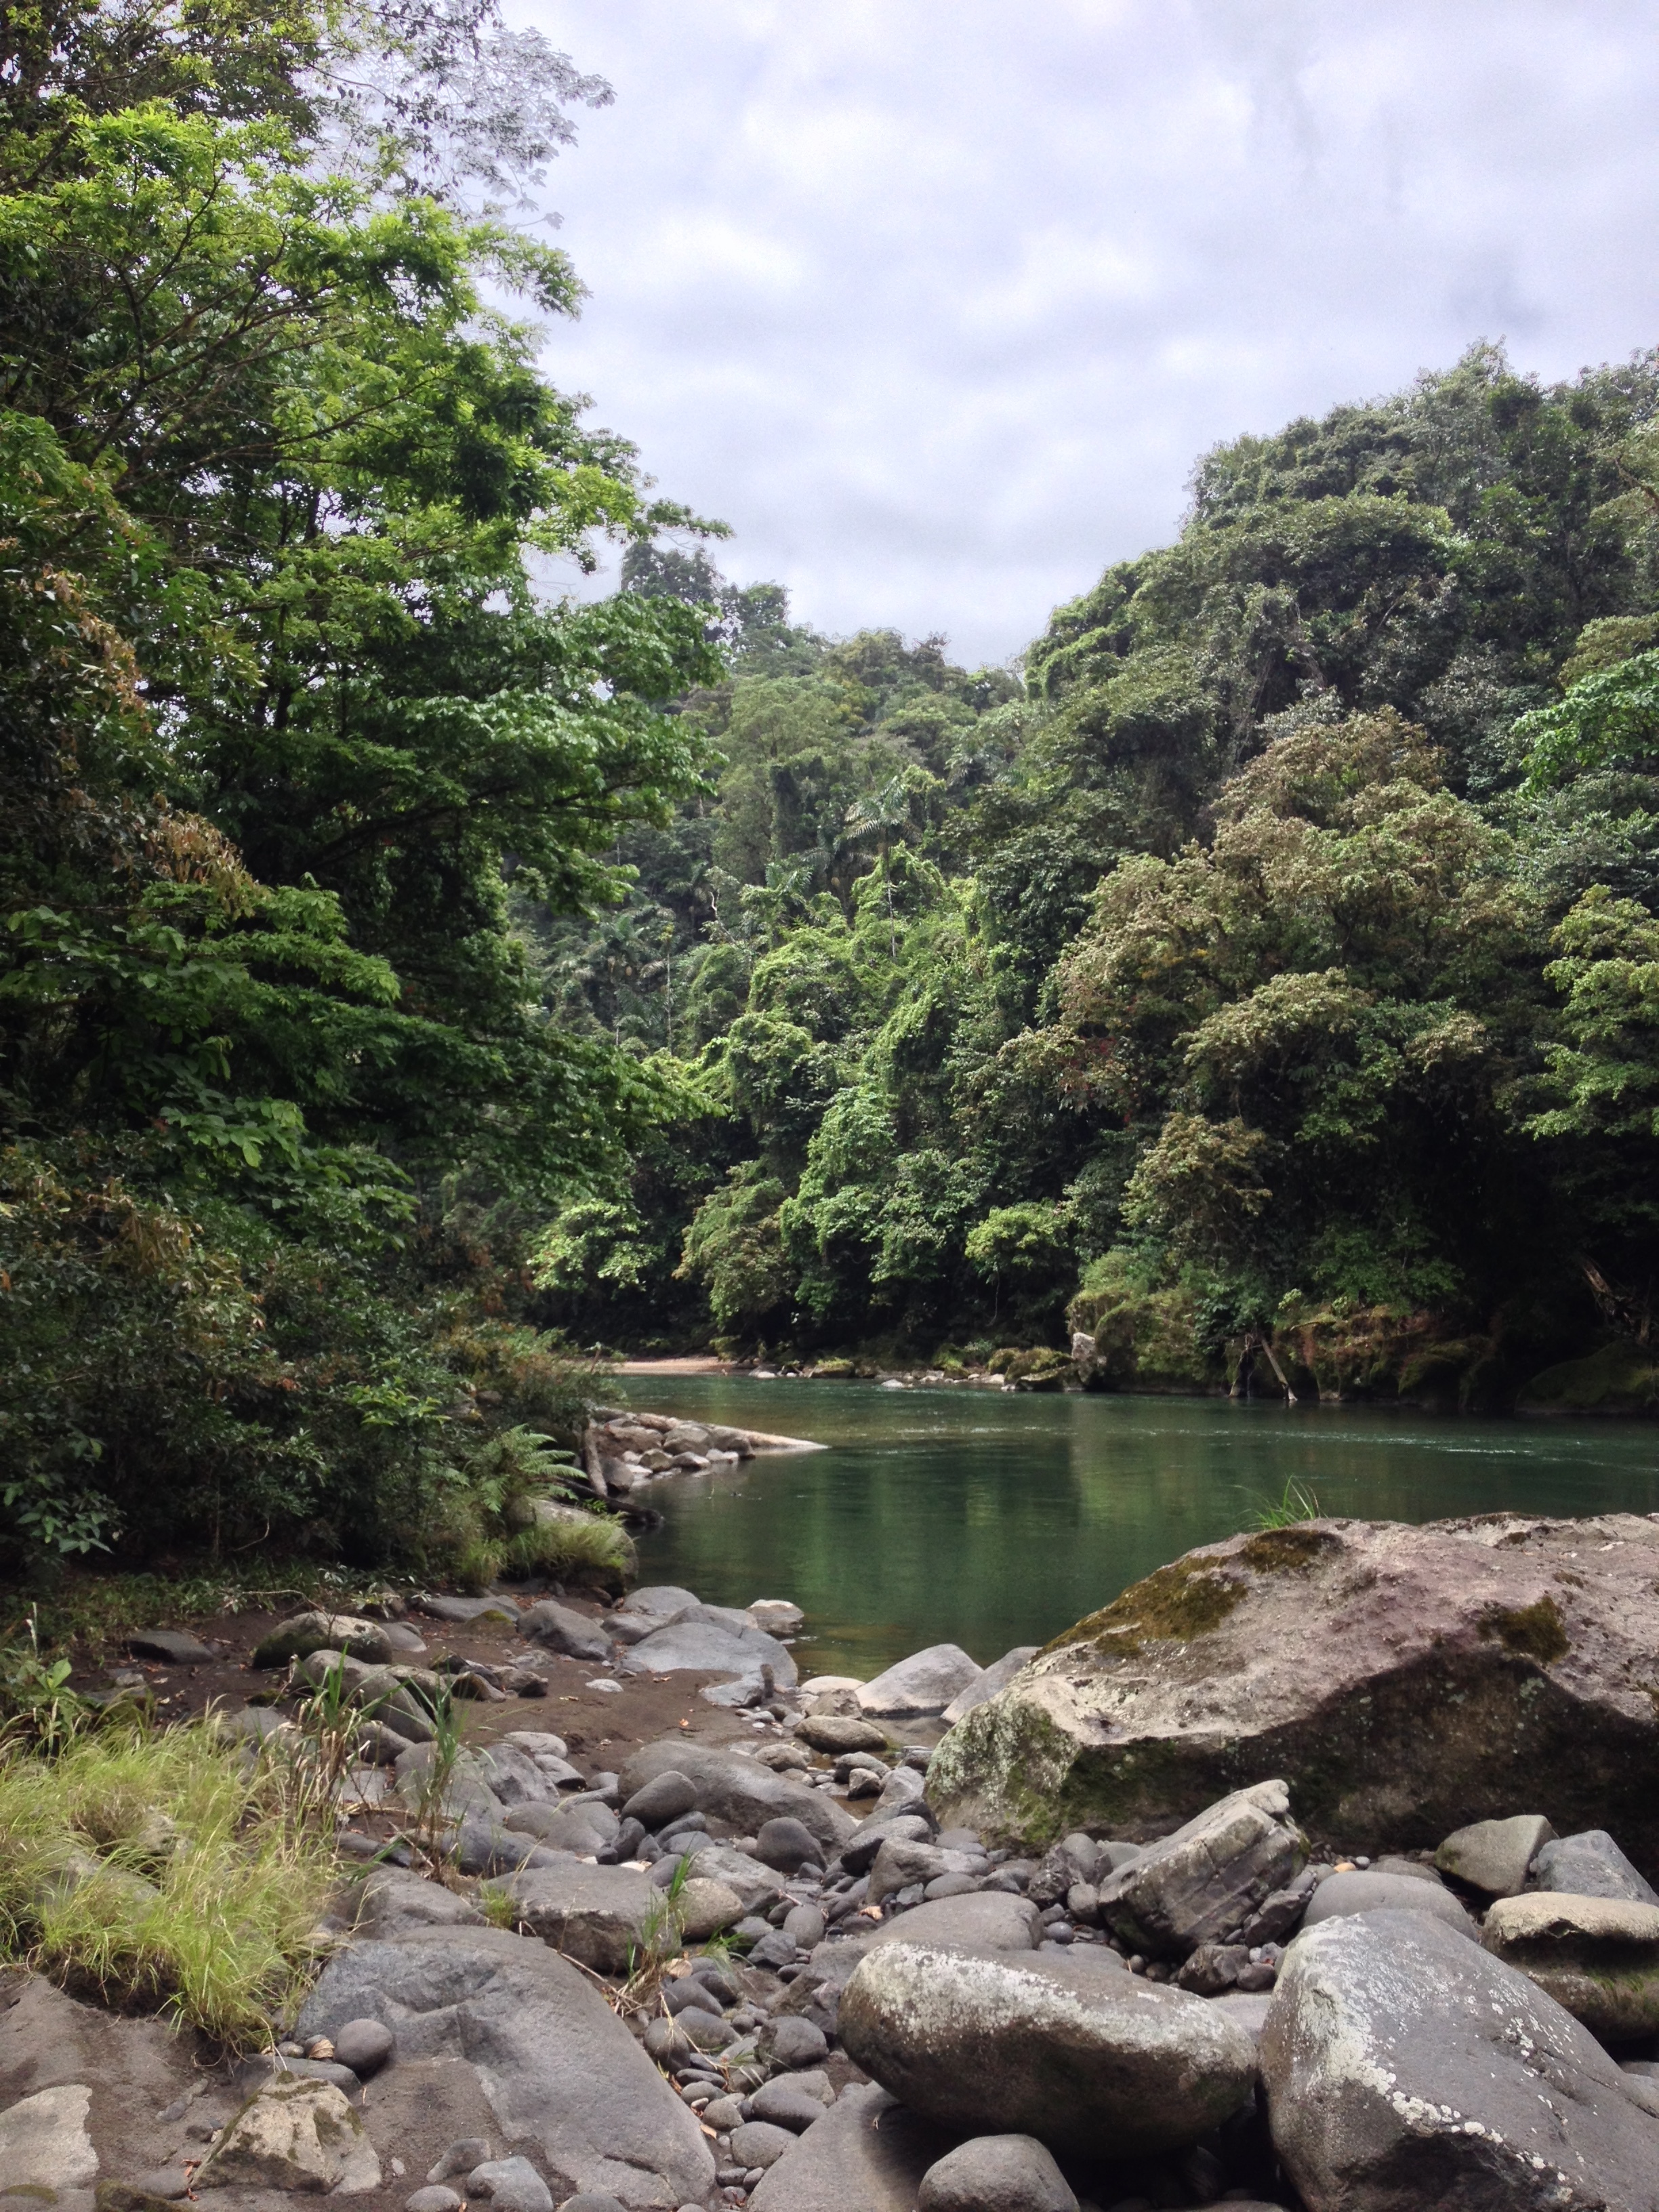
[
  {"xmin": 332, "ymin": 2018, "xmax": 394, "ymax": 2076},
  {"xmin": 766, "ymin": 2015, "xmax": 828, "ymax": 2067}
]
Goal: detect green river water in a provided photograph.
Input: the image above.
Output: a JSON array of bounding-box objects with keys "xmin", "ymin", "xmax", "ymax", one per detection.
[{"xmin": 617, "ymin": 1376, "xmax": 1659, "ymax": 1678}]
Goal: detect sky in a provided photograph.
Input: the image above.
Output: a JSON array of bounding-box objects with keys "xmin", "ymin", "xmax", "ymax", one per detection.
[{"xmin": 508, "ymin": 0, "xmax": 1659, "ymax": 666}]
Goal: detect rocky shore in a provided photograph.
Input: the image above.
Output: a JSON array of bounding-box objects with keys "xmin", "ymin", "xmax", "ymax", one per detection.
[{"xmin": 10, "ymin": 1504, "xmax": 1659, "ymax": 2212}]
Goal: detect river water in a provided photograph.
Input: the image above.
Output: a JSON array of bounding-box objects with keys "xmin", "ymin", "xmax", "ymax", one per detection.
[{"xmin": 617, "ymin": 1376, "xmax": 1659, "ymax": 1678}]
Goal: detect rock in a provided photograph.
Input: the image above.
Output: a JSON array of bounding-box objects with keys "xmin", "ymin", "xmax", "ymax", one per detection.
[
  {"xmin": 194, "ymin": 2078, "xmax": 380, "ymax": 2194},
  {"xmin": 868, "ymin": 1838, "xmax": 981, "ymax": 1905},
  {"xmin": 857, "ymin": 1645, "xmax": 983, "ymax": 1719},
  {"xmin": 125, "ymin": 1629, "xmax": 215, "ymax": 1664},
  {"xmin": 754, "ymin": 1817, "xmax": 821, "ymax": 1873},
  {"xmin": 1263, "ymin": 1907, "xmax": 1659, "ymax": 2210},
  {"xmin": 1095, "ymin": 1781, "xmax": 1304, "ymax": 1957},
  {"xmin": 783, "ymin": 1889, "xmax": 1043, "ymax": 2021},
  {"xmin": 617, "ymin": 1620, "xmax": 798, "ymax": 1689},
  {"xmin": 501, "ymin": 1803, "xmax": 615, "ymax": 1854},
  {"xmin": 615, "ymin": 1585, "xmax": 703, "ymax": 1625},
  {"xmin": 332, "ymin": 2020, "xmax": 394, "ymax": 2077},
  {"xmin": 766, "ymin": 2017, "xmax": 828, "ymax": 2068},
  {"xmin": 484, "ymin": 1864, "xmax": 661, "ymax": 1974},
  {"xmin": 729, "ymin": 2123, "xmax": 794, "ymax": 2171},
  {"xmin": 796, "ymin": 1715, "xmax": 890, "ymax": 1755},
  {"xmin": 1435, "ymin": 1811, "xmax": 1555, "ymax": 1897},
  {"xmin": 518, "ymin": 1603, "xmax": 611, "ymax": 1664},
  {"xmin": 676, "ymin": 1877, "xmax": 746, "ymax": 1944},
  {"xmin": 940, "ymin": 1649, "xmax": 1040, "ymax": 1728},
  {"xmin": 464, "ymin": 2156, "xmax": 552, "ymax": 2212},
  {"xmin": 1482, "ymin": 1892, "xmax": 1659, "ymax": 2038},
  {"xmin": 916, "ymin": 2135, "xmax": 1078, "ymax": 2212},
  {"xmin": 748, "ymin": 1600, "xmax": 804, "ymax": 1634},
  {"xmin": 930, "ymin": 1513, "xmax": 1659, "ymax": 1857},
  {"xmin": 354, "ymin": 1868, "xmax": 487, "ymax": 1938},
  {"xmin": 621, "ymin": 1771, "xmax": 698, "ymax": 1829},
  {"xmin": 1174, "ymin": 1942, "xmax": 1249, "ymax": 1994},
  {"xmin": 417, "ymin": 1596, "xmax": 521, "ymax": 1624},
  {"xmin": 251, "ymin": 1611, "xmax": 392, "ymax": 1668},
  {"xmin": 429, "ymin": 2140, "xmax": 493, "ymax": 2183},
  {"xmin": 1532, "ymin": 1828, "xmax": 1659, "ymax": 1904},
  {"xmin": 616, "ymin": 1740, "xmax": 854, "ymax": 1858},
  {"xmin": 840, "ymin": 1812, "xmax": 932, "ymax": 1877},
  {"xmin": 747, "ymin": 2081, "xmax": 830, "ymax": 2133},
  {"xmin": 451, "ymin": 1820, "xmax": 563, "ymax": 1879},
  {"xmin": 747, "ymin": 2084, "xmax": 945, "ymax": 2212},
  {"xmin": 405, "ymin": 2191, "xmax": 463, "ymax": 2212},
  {"xmin": 0, "ymin": 2085, "xmax": 98, "ymax": 2191},
  {"xmin": 838, "ymin": 1942, "xmax": 1256, "ymax": 2157},
  {"xmin": 783, "ymin": 1903, "xmax": 825, "ymax": 1949},
  {"xmin": 556, "ymin": 2198, "xmax": 628, "ymax": 2212},
  {"xmin": 1303, "ymin": 1868, "xmax": 1479, "ymax": 1939},
  {"xmin": 296, "ymin": 1926, "xmax": 714, "ymax": 2208},
  {"xmin": 871, "ymin": 1765, "xmax": 928, "ymax": 1818},
  {"xmin": 675, "ymin": 1843, "xmax": 785, "ymax": 1913}
]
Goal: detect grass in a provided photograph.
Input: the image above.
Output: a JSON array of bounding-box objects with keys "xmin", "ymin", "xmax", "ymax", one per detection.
[
  {"xmin": 0, "ymin": 1715, "xmax": 340, "ymax": 2048},
  {"xmin": 451, "ymin": 1509, "xmax": 636, "ymax": 1596},
  {"xmin": 1245, "ymin": 1478, "xmax": 1323, "ymax": 1530}
]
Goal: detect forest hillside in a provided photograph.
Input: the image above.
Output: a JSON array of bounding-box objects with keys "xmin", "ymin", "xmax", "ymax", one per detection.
[{"xmin": 5, "ymin": 0, "xmax": 1659, "ymax": 1578}]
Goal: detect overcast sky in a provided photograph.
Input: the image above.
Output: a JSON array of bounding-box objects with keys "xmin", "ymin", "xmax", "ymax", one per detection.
[{"xmin": 508, "ymin": 0, "xmax": 1659, "ymax": 666}]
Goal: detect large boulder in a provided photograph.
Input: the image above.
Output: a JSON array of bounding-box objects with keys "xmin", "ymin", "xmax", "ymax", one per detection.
[
  {"xmin": 941, "ymin": 1647, "xmax": 1040, "ymax": 1727},
  {"xmin": 838, "ymin": 1941, "xmax": 1256, "ymax": 2158},
  {"xmin": 295, "ymin": 1926, "xmax": 714, "ymax": 2209},
  {"xmin": 1261, "ymin": 1908, "xmax": 1659, "ymax": 2209},
  {"xmin": 616, "ymin": 1620, "xmax": 798, "ymax": 1689},
  {"xmin": 1531, "ymin": 1828, "xmax": 1659, "ymax": 1904},
  {"xmin": 779, "ymin": 1891, "xmax": 1042, "ymax": 2029},
  {"xmin": 857, "ymin": 1645, "xmax": 982, "ymax": 1719},
  {"xmin": 1094, "ymin": 1781, "xmax": 1304, "ymax": 1958},
  {"xmin": 1481, "ymin": 1893, "xmax": 1659, "ymax": 2039},
  {"xmin": 250, "ymin": 1611, "xmax": 392, "ymax": 1668},
  {"xmin": 1301, "ymin": 1868, "xmax": 1477, "ymax": 1940},
  {"xmin": 747, "ymin": 2084, "xmax": 945, "ymax": 2212},
  {"xmin": 616, "ymin": 1740, "xmax": 854, "ymax": 1858},
  {"xmin": 928, "ymin": 1513, "xmax": 1659, "ymax": 1860}
]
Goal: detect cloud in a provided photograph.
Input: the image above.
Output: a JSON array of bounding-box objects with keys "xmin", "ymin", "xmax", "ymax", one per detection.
[{"xmin": 513, "ymin": 0, "xmax": 1659, "ymax": 662}]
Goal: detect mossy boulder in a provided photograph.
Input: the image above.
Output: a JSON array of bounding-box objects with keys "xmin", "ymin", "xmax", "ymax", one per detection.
[
  {"xmin": 928, "ymin": 1513, "xmax": 1659, "ymax": 1867},
  {"xmin": 1519, "ymin": 1338, "xmax": 1659, "ymax": 1416}
]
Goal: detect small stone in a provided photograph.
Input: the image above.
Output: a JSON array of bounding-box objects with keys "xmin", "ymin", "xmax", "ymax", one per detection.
[
  {"xmin": 464, "ymin": 2156, "xmax": 552, "ymax": 2212},
  {"xmin": 766, "ymin": 2015, "xmax": 829, "ymax": 2068},
  {"xmin": 729, "ymin": 2124, "xmax": 793, "ymax": 2172},
  {"xmin": 429, "ymin": 2139, "xmax": 493, "ymax": 2184},
  {"xmin": 406, "ymin": 2190, "xmax": 464, "ymax": 2212},
  {"xmin": 700, "ymin": 2098, "xmax": 747, "ymax": 2133},
  {"xmin": 332, "ymin": 2019, "xmax": 394, "ymax": 2077},
  {"xmin": 795, "ymin": 1715, "xmax": 890, "ymax": 1755},
  {"xmin": 781, "ymin": 1904, "xmax": 825, "ymax": 1949},
  {"xmin": 623, "ymin": 1771, "xmax": 700, "ymax": 1828},
  {"xmin": 745, "ymin": 2082, "xmax": 827, "ymax": 2134},
  {"xmin": 556, "ymin": 2196, "xmax": 629, "ymax": 2212},
  {"xmin": 1435, "ymin": 1814, "xmax": 1555, "ymax": 1898},
  {"xmin": 917, "ymin": 2133, "xmax": 1079, "ymax": 2212},
  {"xmin": 755, "ymin": 1818, "xmax": 821, "ymax": 1873}
]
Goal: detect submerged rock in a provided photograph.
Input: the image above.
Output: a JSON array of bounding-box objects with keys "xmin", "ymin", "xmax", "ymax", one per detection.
[
  {"xmin": 1262, "ymin": 1908, "xmax": 1659, "ymax": 2210},
  {"xmin": 928, "ymin": 1513, "xmax": 1659, "ymax": 1859}
]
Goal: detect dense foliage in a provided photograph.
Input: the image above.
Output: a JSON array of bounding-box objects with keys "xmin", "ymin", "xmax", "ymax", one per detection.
[
  {"xmin": 0, "ymin": 0, "xmax": 720, "ymax": 1565},
  {"xmin": 539, "ymin": 353, "xmax": 1659, "ymax": 1407}
]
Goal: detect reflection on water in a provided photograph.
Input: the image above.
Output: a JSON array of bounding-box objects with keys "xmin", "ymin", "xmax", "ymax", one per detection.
[{"xmin": 616, "ymin": 1378, "xmax": 1659, "ymax": 1677}]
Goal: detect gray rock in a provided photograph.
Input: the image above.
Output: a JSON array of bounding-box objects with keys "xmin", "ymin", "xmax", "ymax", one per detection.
[
  {"xmin": 295, "ymin": 1927, "xmax": 714, "ymax": 2208},
  {"xmin": 417, "ymin": 1595, "xmax": 521, "ymax": 1624},
  {"xmin": 747, "ymin": 2085, "xmax": 945, "ymax": 2212},
  {"xmin": 485, "ymin": 1863, "xmax": 658, "ymax": 1974},
  {"xmin": 838, "ymin": 1941, "xmax": 1255, "ymax": 2157},
  {"xmin": 355, "ymin": 1869, "xmax": 487, "ymax": 1938},
  {"xmin": 1435, "ymin": 1812, "xmax": 1555, "ymax": 1898},
  {"xmin": 747, "ymin": 2081, "xmax": 830, "ymax": 2133},
  {"xmin": 675, "ymin": 1843, "xmax": 785, "ymax": 1913},
  {"xmin": 840, "ymin": 1814, "xmax": 932, "ymax": 1877},
  {"xmin": 1531, "ymin": 1828, "xmax": 1659, "ymax": 1904},
  {"xmin": 621, "ymin": 1771, "xmax": 697, "ymax": 1828},
  {"xmin": 333, "ymin": 2018, "xmax": 395, "ymax": 2076},
  {"xmin": 450, "ymin": 1820, "xmax": 564, "ymax": 1879},
  {"xmin": 617, "ymin": 1620, "xmax": 798, "ymax": 1689},
  {"xmin": 796, "ymin": 1715, "xmax": 890, "ymax": 1755},
  {"xmin": 125, "ymin": 1629, "xmax": 216, "ymax": 1664},
  {"xmin": 556, "ymin": 2198, "xmax": 628, "ymax": 2212},
  {"xmin": 1096, "ymin": 1780, "xmax": 1304, "ymax": 1957},
  {"xmin": 766, "ymin": 2017, "xmax": 828, "ymax": 2068},
  {"xmin": 0, "ymin": 2085, "xmax": 97, "ymax": 2191},
  {"xmin": 755, "ymin": 1818, "xmax": 821, "ymax": 1872},
  {"xmin": 615, "ymin": 1740, "xmax": 853, "ymax": 1858},
  {"xmin": 251, "ymin": 1610, "xmax": 392, "ymax": 1668},
  {"xmin": 868, "ymin": 1838, "xmax": 982, "ymax": 1904},
  {"xmin": 405, "ymin": 2191, "xmax": 464, "ymax": 2212},
  {"xmin": 783, "ymin": 1904, "xmax": 825, "ymax": 1949},
  {"xmin": 729, "ymin": 2123, "xmax": 794, "ymax": 2171},
  {"xmin": 465, "ymin": 2155, "xmax": 552, "ymax": 2212},
  {"xmin": 396, "ymin": 1743, "xmax": 507, "ymax": 1826},
  {"xmin": 857, "ymin": 1645, "xmax": 983, "ymax": 1719},
  {"xmin": 783, "ymin": 1889, "xmax": 1044, "ymax": 2020},
  {"xmin": 615, "ymin": 1586, "xmax": 703, "ymax": 1624},
  {"xmin": 1302, "ymin": 1868, "xmax": 1479, "ymax": 1940},
  {"xmin": 940, "ymin": 1649, "xmax": 1040, "ymax": 1728},
  {"xmin": 1482, "ymin": 1891, "xmax": 1659, "ymax": 2038},
  {"xmin": 518, "ymin": 1603, "xmax": 611, "ymax": 1664},
  {"xmin": 501, "ymin": 1803, "xmax": 615, "ymax": 1853},
  {"xmin": 1264, "ymin": 1906, "xmax": 1659, "ymax": 2209},
  {"xmin": 194, "ymin": 2077, "xmax": 380, "ymax": 2194},
  {"xmin": 917, "ymin": 2135, "xmax": 1078, "ymax": 2212},
  {"xmin": 429, "ymin": 2139, "xmax": 493, "ymax": 2182}
]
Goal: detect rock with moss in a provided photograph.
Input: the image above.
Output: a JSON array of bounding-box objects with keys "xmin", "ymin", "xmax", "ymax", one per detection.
[{"xmin": 927, "ymin": 1513, "xmax": 1659, "ymax": 1862}]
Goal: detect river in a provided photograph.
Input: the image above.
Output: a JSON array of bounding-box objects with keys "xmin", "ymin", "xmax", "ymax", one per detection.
[{"xmin": 615, "ymin": 1376, "xmax": 1659, "ymax": 1678}]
